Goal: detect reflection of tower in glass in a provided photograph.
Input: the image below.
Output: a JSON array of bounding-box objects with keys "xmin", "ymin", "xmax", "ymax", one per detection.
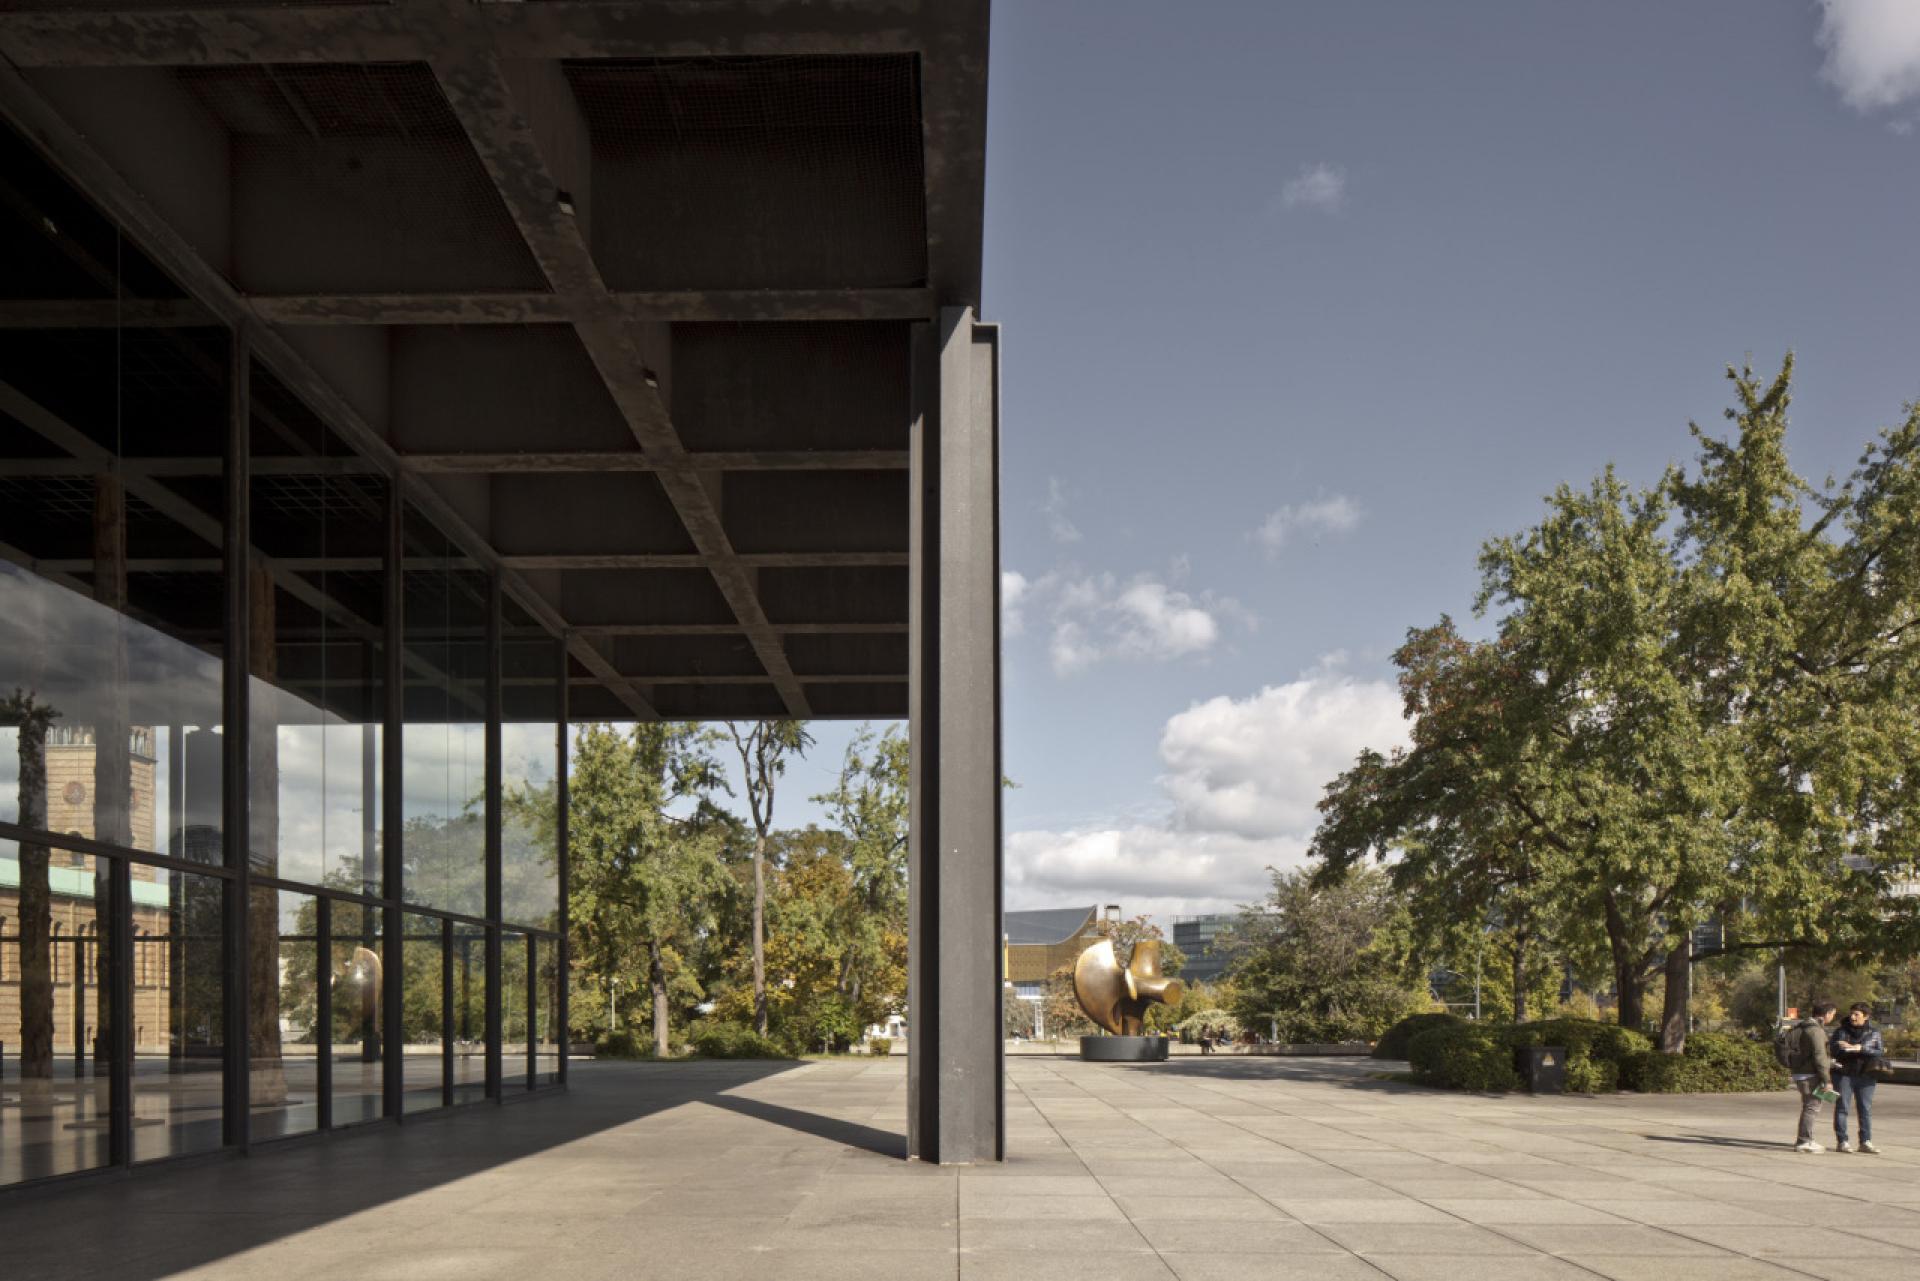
[{"xmin": 45, "ymin": 724, "xmax": 157, "ymax": 850}]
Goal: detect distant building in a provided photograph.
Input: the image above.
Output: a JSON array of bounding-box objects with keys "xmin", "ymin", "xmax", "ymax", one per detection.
[
  {"xmin": 1004, "ymin": 905, "xmax": 1117, "ymax": 1001},
  {"xmin": 1171, "ymin": 914, "xmax": 1236, "ymax": 985}
]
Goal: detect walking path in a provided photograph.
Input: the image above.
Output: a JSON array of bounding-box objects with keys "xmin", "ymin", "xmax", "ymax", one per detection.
[{"xmin": 5, "ymin": 1054, "xmax": 1919, "ymax": 1279}]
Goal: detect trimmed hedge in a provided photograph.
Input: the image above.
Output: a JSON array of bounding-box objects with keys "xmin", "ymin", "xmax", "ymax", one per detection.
[
  {"xmin": 1407, "ymin": 1017, "xmax": 1655, "ymax": 1094},
  {"xmin": 1408, "ymin": 1021, "xmax": 1521, "ymax": 1092},
  {"xmin": 1622, "ymin": 1031, "xmax": 1787, "ymax": 1094},
  {"xmin": 1375, "ymin": 1012, "xmax": 1464, "ymax": 1061},
  {"xmin": 1508, "ymin": 1018, "xmax": 1650, "ymax": 1095},
  {"xmin": 688, "ymin": 1022, "xmax": 792, "ymax": 1060}
]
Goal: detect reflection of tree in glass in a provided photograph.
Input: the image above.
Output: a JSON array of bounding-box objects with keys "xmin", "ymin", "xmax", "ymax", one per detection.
[{"xmin": 3, "ymin": 690, "xmax": 58, "ymax": 1108}]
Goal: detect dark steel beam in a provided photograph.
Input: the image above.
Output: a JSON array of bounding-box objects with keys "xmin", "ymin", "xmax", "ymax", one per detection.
[
  {"xmin": 0, "ymin": 298, "xmax": 215, "ymax": 328},
  {"xmin": 431, "ymin": 44, "xmax": 810, "ymax": 716},
  {"xmin": 405, "ymin": 450, "xmax": 911, "ymax": 474},
  {"xmin": 574, "ymin": 622, "xmax": 908, "ymax": 637},
  {"xmin": 245, "ymin": 287, "xmax": 932, "ymax": 326},
  {"xmin": 0, "ymin": 1, "xmax": 925, "ymax": 68},
  {"xmin": 500, "ymin": 552, "xmax": 906, "ymax": 571},
  {"xmin": 920, "ymin": 1, "xmax": 991, "ymax": 309}
]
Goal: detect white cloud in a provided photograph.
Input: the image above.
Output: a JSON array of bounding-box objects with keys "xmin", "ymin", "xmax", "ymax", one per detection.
[
  {"xmin": 1016, "ymin": 569, "xmax": 1246, "ymax": 677},
  {"xmin": 1006, "ymin": 659, "xmax": 1411, "ymax": 922},
  {"xmin": 1279, "ymin": 162, "xmax": 1347, "ymax": 213},
  {"xmin": 1817, "ymin": 0, "xmax": 1920, "ymax": 112},
  {"xmin": 1252, "ymin": 494, "xmax": 1363, "ymax": 556},
  {"xmin": 1042, "ymin": 477, "xmax": 1082, "ymax": 545}
]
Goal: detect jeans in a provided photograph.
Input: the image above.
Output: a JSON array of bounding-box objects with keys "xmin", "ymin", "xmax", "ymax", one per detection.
[
  {"xmin": 1794, "ymin": 1077, "xmax": 1823, "ymax": 1144},
  {"xmin": 1835, "ymin": 1074, "xmax": 1875, "ymax": 1144}
]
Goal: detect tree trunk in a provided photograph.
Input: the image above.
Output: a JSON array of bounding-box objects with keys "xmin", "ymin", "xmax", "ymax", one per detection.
[
  {"xmin": 11, "ymin": 699, "xmax": 56, "ymax": 1110},
  {"xmin": 649, "ymin": 940, "xmax": 670, "ymax": 1058},
  {"xmin": 1512, "ymin": 934, "xmax": 1528, "ymax": 1025},
  {"xmin": 1658, "ymin": 930, "xmax": 1691, "ymax": 1055},
  {"xmin": 751, "ymin": 832, "xmax": 768, "ymax": 1035},
  {"xmin": 1614, "ymin": 966, "xmax": 1645, "ymax": 1031}
]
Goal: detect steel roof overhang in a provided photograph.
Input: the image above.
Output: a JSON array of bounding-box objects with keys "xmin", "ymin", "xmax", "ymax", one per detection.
[{"xmin": 0, "ymin": 0, "xmax": 990, "ymax": 723}]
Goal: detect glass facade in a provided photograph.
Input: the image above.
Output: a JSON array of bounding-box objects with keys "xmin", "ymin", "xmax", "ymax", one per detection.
[{"xmin": 0, "ymin": 122, "xmax": 567, "ymax": 1193}]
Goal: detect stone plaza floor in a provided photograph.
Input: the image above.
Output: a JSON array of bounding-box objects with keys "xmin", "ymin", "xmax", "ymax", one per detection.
[{"xmin": 4, "ymin": 1053, "xmax": 1920, "ymax": 1279}]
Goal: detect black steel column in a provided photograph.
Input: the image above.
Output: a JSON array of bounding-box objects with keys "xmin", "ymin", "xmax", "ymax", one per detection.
[
  {"xmin": 222, "ymin": 328, "xmax": 251, "ymax": 1150},
  {"xmin": 484, "ymin": 573, "xmax": 503, "ymax": 1101},
  {"xmin": 555, "ymin": 634, "xmax": 570, "ymax": 1088},
  {"xmin": 441, "ymin": 918, "xmax": 454, "ymax": 1107},
  {"xmin": 315, "ymin": 895, "xmax": 333, "ymax": 1130},
  {"xmin": 526, "ymin": 932, "xmax": 538, "ymax": 1087},
  {"xmin": 906, "ymin": 308, "xmax": 1004, "ymax": 1164},
  {"xmin": 382, "ymin": 484, "xmax": 404, "ymax": 1119},
  {"xmin": 108, "ymin": 860, "xmax": 132, "ymax": 1164}
]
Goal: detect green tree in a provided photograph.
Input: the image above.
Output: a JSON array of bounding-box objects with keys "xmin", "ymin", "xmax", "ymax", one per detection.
[
  {"xmin": 725, "ymin": 720, "xmax": 814, "ymax": 1036},
  {"xmin": 812, "ymin": 726, "xmax": 909, "ymax": 1024},
  {"xmin": 1226, "ymin": 867, "xmax": 1425, "ymax": 1043},
  {"xmin": 566, "ymin": 722, "xmax": 729, "ymax": 1057}
]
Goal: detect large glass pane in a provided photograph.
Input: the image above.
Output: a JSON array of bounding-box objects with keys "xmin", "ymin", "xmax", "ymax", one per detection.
[
  {"xmin": 134, "ymin": 866, "xmax": 225, "ymax": 1163},
  {"xmin": 501, "ymin": 929, "xmax": 529, "ymax": 1091},
  {"xmin": 0, "ymin": 839, "xmax": 110, "ymax": 1186},
  {"xmin": 0, "ymin": 126, "xmax": 228, "ymax": 862},
  {"xmin": 250, "ymin": 888, "xmax": 318, "ymax": 1141},
  {"xmin": 451, "ymin": 923, "xmax": 487, "ymax": 1105},
  {"xmin": 328, "ymin": 899, "xmax": 384, "ymax": 1126},
  {"xmin": 502, "ymin": 609, "xmax": 560, "ymax": 930},
  {"xmin": 400, "ymin": 506, "xmax": 487, "ymax": 917},
  {"xmin": 248, "ymin": 367, "xmax": 386, "ymax": 897},
  {"xmin": 535, "ymin": 934, "xmax": 561, "ymax": 1086},
  {"xmin": 401, "ymin": 912, "xmax": 444, "ymax": 1113}
]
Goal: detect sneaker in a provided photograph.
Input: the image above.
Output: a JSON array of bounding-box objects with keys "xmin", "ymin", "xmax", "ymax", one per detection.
[
  {"xmin": 1795, "ymin": 1140, "xmax": 1824, "ymax": 1153},
  {"xmin": 1861, "ymin": 1140, "xmax": 1881, "ymax": 1155},
  {"xmin": 1837, "ymin": 1140, "xmax": 1855, "ymax": 1153}
]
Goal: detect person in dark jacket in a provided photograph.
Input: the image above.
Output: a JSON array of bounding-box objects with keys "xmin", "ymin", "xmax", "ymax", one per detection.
[
  {"xmin": 1790, "ymin": 1003, "xmax": 1838, "ymax": 1152},
  {"xmin": 1830, "ymin": 1003, "xmax": 1884, "ymax": 1154}
]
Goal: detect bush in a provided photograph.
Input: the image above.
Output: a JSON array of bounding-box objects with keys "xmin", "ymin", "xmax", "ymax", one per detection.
[
  {"xmin": 1408, "ymin": 1021, "xmax": 1521, "ymax": 1091},
  {"xmin": 1885, "ymin": 1026, "xmax": 1919, "ymax": 1060},
  {"xmin": 1506, "ymin": 1018, "xmax": 1649, "ymax": 1095},
  {"xmin": 1375, "ymin": 1012, "xmax": 1464, "ymax": 1061},
  {"xmin": 688, "ymin": 1021, "xmax": 792, "ymax": 1060},
  {"xmin": 1623, "ymin": 1031, "xmax": 1788, "ymax": 1094},
  {"xmin": 595, "ymin": 1029, "xmax": 651, "ymax": 1060},
  {"xmin": 867, "ymin": 1037, "xmax": 893, "ymax": 1057}
]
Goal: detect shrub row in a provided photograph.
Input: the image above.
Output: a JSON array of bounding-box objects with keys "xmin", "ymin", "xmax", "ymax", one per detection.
[
  {"xmin": 1395, "ymin": 1017, "xmax": 1783, "ymax": 1095},
  {"xmin": 1373, "ymin": 1012, "xmax": 1463, "ymax": 1061},
  {"xmin": 688, "ymin": 1021, "xmax": 792, "ymax": 1060},
  {"xmin": 1620, "ymin": 1031, "xmax": 1787, "ymax": 1093}
]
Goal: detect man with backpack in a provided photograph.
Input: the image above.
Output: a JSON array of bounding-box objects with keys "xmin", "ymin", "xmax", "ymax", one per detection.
[{"xmin": 1778, "ymin": 1002, "xmax": 1838, "ymax": 1152}]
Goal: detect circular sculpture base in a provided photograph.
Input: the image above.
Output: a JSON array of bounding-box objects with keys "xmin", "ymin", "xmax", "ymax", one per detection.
[{"xmin": 1080, "ymin": 1035, "xmax": 1171, "ymax": 1062}]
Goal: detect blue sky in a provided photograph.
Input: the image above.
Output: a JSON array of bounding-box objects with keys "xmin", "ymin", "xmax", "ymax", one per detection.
[{"xmin": 715, "ymin": 2, "xmax": 1920, "ymax": 927}]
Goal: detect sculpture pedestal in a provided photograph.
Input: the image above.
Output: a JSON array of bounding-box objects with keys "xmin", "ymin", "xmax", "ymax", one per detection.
[{"xmin": 1079, "ymin": 1035, "xmax": 1170, "ymax": 1062}]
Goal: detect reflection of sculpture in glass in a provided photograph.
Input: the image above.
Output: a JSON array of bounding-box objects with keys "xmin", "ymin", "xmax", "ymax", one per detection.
[
  {"xmin": 341, "ymin": 945, "xmax": 383, "ymax": 1057},
  {"xmin": 1073, "ymin": 938, "xmax": 1185, "ymax": 1035}
]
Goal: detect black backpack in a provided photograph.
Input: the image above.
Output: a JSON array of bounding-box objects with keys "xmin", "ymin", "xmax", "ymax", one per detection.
[{"xmin": 1772, "ymin": 1021, "xmax": 1806, "ymax": 1071}]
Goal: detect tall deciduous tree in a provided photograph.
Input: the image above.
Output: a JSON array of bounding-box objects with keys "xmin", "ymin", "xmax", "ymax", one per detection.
[
  {"xmin": 725, "ymin": 720, "xmax": 813, "ymax": 1036},
  {"xmin": 561, "ymin": 723, "xmax": 728, "ymax": 1056},
  {"xmin": 1313, "ymin": 358, "xmax": 1920, "ymax": 1051},
  {"xmin": 812, "ymin": 726, "xmax": 909, "ymax": 1022}
]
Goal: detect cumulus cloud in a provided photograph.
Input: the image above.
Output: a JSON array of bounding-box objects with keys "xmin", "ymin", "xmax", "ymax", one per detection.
[
  {"xmin": 1279, "ymin": 162, "xmax": 1347, "ymax": 213},
  {"xmin": 1013, "ymin": 569, "xmax": 1248, "ymax": 677},
  {"xmin": 1042, "ymin": 477, "xmax": 1082, "ymax": 545},
  {"xmin": 1007, "ymin": 659, "xmax": 1411, "ymax": 921},
  {"xmin": 1817, "ymin": 0, "xmax": 1920, "ymax": 112},
  {"xmin": 1001, "ymin": 570, "xmax": 1032, "ymax": 637},
  {"xmin": 1253, "ymin": 494, "xmax": 1363, "ymax": 556}
]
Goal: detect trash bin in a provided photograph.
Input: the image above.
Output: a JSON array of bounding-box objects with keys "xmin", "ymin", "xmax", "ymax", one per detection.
[{"xmin": 1515, "ymin": 1045, "xmax": 1566, "ymax": 1094}]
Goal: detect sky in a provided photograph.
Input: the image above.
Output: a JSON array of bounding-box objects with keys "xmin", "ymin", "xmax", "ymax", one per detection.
[
  {"xmin": 9, "ymin": 2, "xmax": 1920, "ymax": 937},
  {"xmin": 971, "ymin": 0, "xmax": 1920, "ymax": 925}
]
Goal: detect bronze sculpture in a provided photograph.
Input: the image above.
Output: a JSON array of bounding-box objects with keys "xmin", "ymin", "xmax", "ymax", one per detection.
[{"xmin": 1073, "ymin": 938, "xmax": 1185, "ymax": 1035}]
